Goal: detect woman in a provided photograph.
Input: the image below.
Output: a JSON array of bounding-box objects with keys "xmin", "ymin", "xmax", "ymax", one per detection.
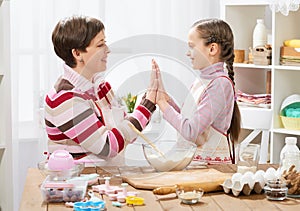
[
  {"xmin": 45, "ymin": 15, "xmax": 156, "ymax": 165},
  {"xmin": 153, "ymin": 18, "xmax": 241, "ymax": 164}
]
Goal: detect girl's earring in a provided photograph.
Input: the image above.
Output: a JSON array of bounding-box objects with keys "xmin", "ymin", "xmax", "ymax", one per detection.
[{"xmin": 79, "ymin": 58, "xmax": 84, "ymax": 63}]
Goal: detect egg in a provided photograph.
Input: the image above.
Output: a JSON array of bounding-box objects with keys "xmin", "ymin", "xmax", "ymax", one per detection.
[
  {"xmin": 243, "ymin": 171, "xmax": 254, "ymax": 178},
  {"xmin": 254, "ymin": 173, "xmax": 265, "ymax": 187},
  {"xmin": 254, "ymin": 170, "xmax": 265, "ymax": 178},
  {"xmin": 231, "ymin": 172, "xmax": 242, "ymax": 183},
  {"xmin": 275, "ymin": 168, "xmax": 282, "ymax": 178},
  {"xmin": 264, "ymin": 168, "xmax": 277, "ymax": 182},
  {"xmin": 266, "ymin": 167, "xmax": 276, "ymax": 175},
  {"xmin": 241, "ymin": 173, "xmax": 255, "ymax": 189}
]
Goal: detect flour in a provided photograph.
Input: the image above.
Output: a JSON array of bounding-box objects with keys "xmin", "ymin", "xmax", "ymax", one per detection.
[{"xmin": 146, "ymin": 150, "xmax": 194, "ymax": 172}]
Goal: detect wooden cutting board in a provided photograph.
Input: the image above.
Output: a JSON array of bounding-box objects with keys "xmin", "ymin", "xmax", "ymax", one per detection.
[{"xmin": 122, "ymin": 168, "xmax": 232, "ymax": 191}]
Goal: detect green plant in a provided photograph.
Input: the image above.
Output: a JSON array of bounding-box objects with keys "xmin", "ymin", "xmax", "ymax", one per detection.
[{"xmin": 123, "ymin": 93, "xmax": 137, "ymax": 113}]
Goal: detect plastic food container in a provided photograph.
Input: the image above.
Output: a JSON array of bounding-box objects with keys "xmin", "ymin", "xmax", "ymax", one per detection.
[
  {"xmin": 40, "ymin": 176, "xmax": 88, "ymax": 203},
  {"xmin": 38, "ymin": 160, "xmax": 84, "ymax": 180},
  {"xmin": 280, "ymin": 94, "xmax": 300, "ymax": 130}
]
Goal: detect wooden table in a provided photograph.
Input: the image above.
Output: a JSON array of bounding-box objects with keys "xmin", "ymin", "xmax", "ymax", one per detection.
[{"xmin": 20, "ymin": 164, "xmax": 300, "ymax": 211}]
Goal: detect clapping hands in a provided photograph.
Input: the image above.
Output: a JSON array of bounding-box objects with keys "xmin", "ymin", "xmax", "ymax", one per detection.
[{"xmin": 146, "ymin": 59, "xmax": 170, "ymax": 110}]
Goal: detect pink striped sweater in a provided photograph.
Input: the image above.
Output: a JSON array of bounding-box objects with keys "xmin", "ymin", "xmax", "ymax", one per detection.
[{"xmin": 44, "ymin": 64, "xmax": 155, "ymax": 159}]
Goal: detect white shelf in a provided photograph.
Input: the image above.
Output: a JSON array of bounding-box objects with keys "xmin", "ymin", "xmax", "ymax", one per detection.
[
  {"xmin": 234, "ymin": 63, "xmax": 272, "ymax": 69},
  {"xmin": 273, "ymin": 128, "xmax": 300, "ymax": 136},
  {"xmin": 274, "ymin": 65, "xmax": 300, "ymax": 71},
  {"xmin": 0, "ymin": 144, "xmax": 6, "ymax": 149}
]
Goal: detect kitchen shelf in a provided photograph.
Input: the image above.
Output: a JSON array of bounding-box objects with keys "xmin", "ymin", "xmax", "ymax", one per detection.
[
  {"xmin": 273, "ymin": 128, "xmax": 300, "ymax": 136},
  {"xmin": 221, "ymin": 0, "xmax": 300, "ymax": 164},
  {"xmin": 274, "ymin": 65, "xmax": 300, "ymax": 71},
  {"xmin": 234, "ymin": 63, "xmax": 272, "ymax": 69}
]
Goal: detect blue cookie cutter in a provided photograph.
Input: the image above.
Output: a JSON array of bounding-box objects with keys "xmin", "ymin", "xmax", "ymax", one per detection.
[{"xmin": 73, "ymin": 200, "xmax": 105, "ymax": 211}]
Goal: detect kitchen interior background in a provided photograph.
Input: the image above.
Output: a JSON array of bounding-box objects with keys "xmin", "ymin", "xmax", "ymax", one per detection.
[{"xmin": 8, "ymin": 0, "xmax": 219, "ymax": 210}]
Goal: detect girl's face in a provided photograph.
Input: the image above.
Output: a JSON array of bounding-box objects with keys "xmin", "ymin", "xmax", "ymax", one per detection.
[
  {"xmin": 80, "ymin": 30, "xmax": 110, "ymax": 77},
  {"xmin": 186, "ymin": 28, "xmax": 211, "ymax": 70}
]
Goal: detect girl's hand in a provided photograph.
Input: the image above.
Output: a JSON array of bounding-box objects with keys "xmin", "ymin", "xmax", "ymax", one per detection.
[{"xmin": 152, "ymin": 59, "xmax": 170, "ymax": 108}]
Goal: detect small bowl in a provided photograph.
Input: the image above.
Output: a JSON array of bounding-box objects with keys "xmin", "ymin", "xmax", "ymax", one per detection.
[
  {"xmin": 176, "ymin": 186, "xmax": 204, "ymax": 204},
  {"xmin": 142, "ymin": 140, "xmax": 197, "ymax": 172}
]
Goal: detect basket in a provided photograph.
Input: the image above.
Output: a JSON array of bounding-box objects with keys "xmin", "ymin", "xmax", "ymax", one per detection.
[
  {"xmin": 280, "ymin": 116, "xmax": 300, "ymax": 130},
  {"xmin": 280, "ymin": 94, "xmax": 300, "ymax": 130}
]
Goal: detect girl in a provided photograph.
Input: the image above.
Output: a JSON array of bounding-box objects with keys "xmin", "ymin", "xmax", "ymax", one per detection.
[
  {"xmin": 153, "ymin": 18, "xmax": 241, "ymax": 164},
  {"xmin": 45, "ymin": 15, "xmax": 156, "ymax": 165}
]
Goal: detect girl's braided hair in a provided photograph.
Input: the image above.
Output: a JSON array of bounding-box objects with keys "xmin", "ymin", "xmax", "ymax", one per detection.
[{"xmin": 193, "ymin": 18, "xmax": 241, "ymax": 143}]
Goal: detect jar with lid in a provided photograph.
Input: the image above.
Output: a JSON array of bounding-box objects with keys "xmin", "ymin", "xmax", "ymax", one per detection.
[
  {"xmin": 252, "ymin": 19, "xmax": 267, "ymax": 48},
  {"xmin": 264, "ymin": 179, "xmax": 288, "ymax": 201}
]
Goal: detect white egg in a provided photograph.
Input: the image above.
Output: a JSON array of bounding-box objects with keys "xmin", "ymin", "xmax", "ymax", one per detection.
[
  {"xmin": 241, "ymin": 174, "xmax": 255, "ymax": 189},
  {"xmin": 244, "ymin": 171, "xmax": 255, "ymax": 178},
  {"xmin": 275, "ymin": 169, "xmax": 282, "ymax": 179},
  {"xmin": 254, "ymin": 170, "xmax": 265, "ymax": 177},
  {"xmin": 231, "ymin": 172, "xmax": 243, "ymax": 183},
  {"xmin": 254, "ymin": 173, "xmax": 265, "ymax": 186},
  {"xmin": 266, "ymin": 167, "xmax": 276, "ymax": 175},
  {"xmin": 264, "ymin": 171, "xmax": 277, "ymax": 182}
]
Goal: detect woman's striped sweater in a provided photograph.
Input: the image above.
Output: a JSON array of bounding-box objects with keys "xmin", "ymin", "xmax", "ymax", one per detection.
[{"xmin": 44, "ymin": 64, "xmax": 155, "ymax": 159}]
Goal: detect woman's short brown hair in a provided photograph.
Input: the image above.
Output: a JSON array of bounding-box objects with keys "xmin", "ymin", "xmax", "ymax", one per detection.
[{"xmin": 52, "ymin": 15, "xmax": 105, "ymax": 68}]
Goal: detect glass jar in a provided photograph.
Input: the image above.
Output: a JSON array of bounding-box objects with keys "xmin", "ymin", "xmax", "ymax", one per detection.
[
  {"xmin": 264, "ymin": 179, "xmax": 288, "ymax": 201},
  {"xmin": 237, "ymin": 144, "xmax": 260, "ymax": 174}
]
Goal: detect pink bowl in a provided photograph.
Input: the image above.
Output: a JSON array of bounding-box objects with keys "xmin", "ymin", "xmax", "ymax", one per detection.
[{"xmin": 48, "ymin": 150, "xmax": 75, "ymax": 171}]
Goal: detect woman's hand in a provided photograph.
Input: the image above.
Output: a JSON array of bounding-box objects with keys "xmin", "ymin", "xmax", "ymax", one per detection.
[
  {"xmin": 151, "ymin": 59, "xmax": 170, "ymax": 112},
  {"xmin": 145, "ymin": 60, "xmax": 158, "ymax": 103}
]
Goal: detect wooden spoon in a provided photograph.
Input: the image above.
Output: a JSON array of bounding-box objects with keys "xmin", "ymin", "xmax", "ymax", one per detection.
[{"xmin": 128, "ymin": 123, "xmax": 166, "ymax": 159}]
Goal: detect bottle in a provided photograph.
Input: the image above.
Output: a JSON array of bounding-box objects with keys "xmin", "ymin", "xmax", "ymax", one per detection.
[
  {"xmin": 252, "ymin": 19, "xmax": 267, "ymax": 48},
  {"xmin": 280, "ymin": 137, "xmax": 299, "ymax": 160},
  {"xmin": 279, "ymin": 137, "xmax": 300, "ymax": 173}
]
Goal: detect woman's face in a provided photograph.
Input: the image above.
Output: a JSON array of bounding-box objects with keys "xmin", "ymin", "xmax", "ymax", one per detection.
[
  {"xmin": 81, "ymin": 30, "xmax": 110, "ymax": 76},
  {"xmin": 186, "ymin": 28, "xmax": 211, "ymax": 70}
]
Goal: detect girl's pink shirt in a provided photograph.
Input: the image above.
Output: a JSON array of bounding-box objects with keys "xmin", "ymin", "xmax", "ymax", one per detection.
[{"xmin": 163, "ymin": 62, "xmax": 234, "ymax": 142}]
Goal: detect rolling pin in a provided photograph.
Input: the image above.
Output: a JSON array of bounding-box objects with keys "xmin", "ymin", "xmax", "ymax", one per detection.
[{"xmin": 152, "ymin": 179, "xmax": 225, "ymax": 195}]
